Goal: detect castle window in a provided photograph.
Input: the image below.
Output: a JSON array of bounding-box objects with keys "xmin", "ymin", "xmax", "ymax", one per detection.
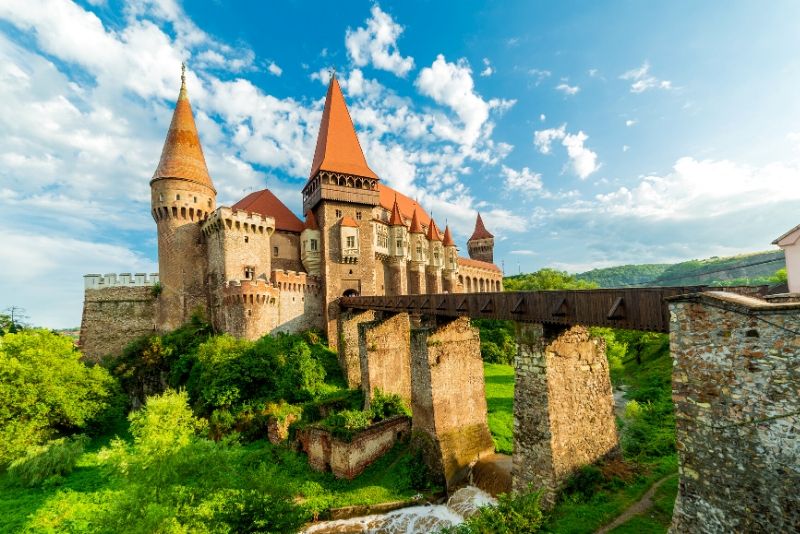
[
  {"xmin": 273, "ymin": 246, "xmax": 279, "ymax": 256},
  {"xmin": 335, "ymin": 209, "xmax": 342, "ymax": 218},
  {"xmin": 176, "ymin": 194, "xmax": 181, "ymax": 200},
  {"xmin": 193, "ymin": 196, "xmax": 197, "ymax": 203},
  {"xmin": 346, "ymin": 236, "xmax": 355, "ymax": 249},
  {"xmin": 244, "ymin": 236, "xmax": 249, "ymax": 243},
  {"xmin": 244, "ymin": 266, "xmax": 255, "ymax": 279},
  {"xmin": 356, "ymin": 211, "xmax": 362, "ymax": 220},
  {"xmin": 207, "ymin": 199, "xmax": 211, "ymax": 208},
  {"xmin": 310, "ymin": 239, "xmax": 318, "ymax": 251},
  {"xmin": 159, "ymin": 193, "xmax": 164, "ymax": 202}
]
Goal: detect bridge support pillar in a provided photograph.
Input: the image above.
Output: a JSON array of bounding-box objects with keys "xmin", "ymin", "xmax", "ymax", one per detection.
[
  {"xmin": 358, "ymin": 313, "xmax": 412, "ymax": 409},
  {"xmin": 512, "ymin": 323, "xmax": 619, "ymax": 507},
  {"xmin": 337, "ymin": 309, "xmax": 377, "ymax": 388},
  {"xmin": 411, "ymin": 316, "xmax": 495, "ymax": 490},
  {"xmin": 668, "ymin": 293, "xmax": 800, "ymax": 533},
  {"xmin": 408, "ymin": 264, "xmax": 426, "ymax": 295}
]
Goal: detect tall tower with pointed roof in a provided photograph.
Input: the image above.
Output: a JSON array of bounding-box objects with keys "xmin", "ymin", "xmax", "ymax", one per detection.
[
  {"xmin": 150, "ymin": 65, "xmax": 217, "ymax": 330},
  {"xmin": 303, "ymin": 74, "xmax": 382, "ymax": 341},
  {"xmin": 467, "ymin": 213, "xmax": 495, "ymax": 264}
]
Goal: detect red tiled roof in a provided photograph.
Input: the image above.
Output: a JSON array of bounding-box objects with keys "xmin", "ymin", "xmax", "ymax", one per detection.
[
  {"xmin": 340, "ymin": 215, "xmax": 359, "ymax": 228},
  {"xmin": 308, "ymin": 75, "xmax": 378, "ymax": 180},
  {"xmin": 152, "ymin": 75, "xmax": 215, "ymax": 192},
  {"xmin": 442, "ymin": 225, "xmax": 455, "ymax": 247},
  {"xmin": 469, "ymin": 213, "xmax": 494, "ymax": 241},
  {"xmin": 409, "ymin": 208, "xmax": 424, "ymax": 234},
  {"xmin": 389, "ymin": 197, "xmax": 404, "ymax": 226},
  {"xmin": 232, "ymin": 189, "xmax": 304, "ymax": 233},
  {"xmin": 427, "ymin": 218, "xmax": 442, "ymax": 241},
  {"xmin": 458, "ymin": 257, "xmax": 501, "ymax": 272},
  {"xmin": 303, "ymin": 210, "xmax": 319, "ymax": 231},
  {"xmin": 377, "ymin": 184, "xmax": 431, "ymax": 227}
]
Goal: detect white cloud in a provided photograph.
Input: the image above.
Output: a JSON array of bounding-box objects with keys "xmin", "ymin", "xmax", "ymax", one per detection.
[
  {"xmin": 588, "ymin": 68, "xmax": 598, "ymax": 77},
  {"xmin": 556, "ymin": 83, "xmax": 580, "ymax": 96},
  {"xmin": 534, "ymin": 124, "xmax": 599, "ymax": 179},
  {"xmin": 480, "ymin": 58, "xmax": 493, "ymax": 77},
  {"xmin": 528, "ymin": 68, "xmax": 551, "ymax": 85},
  {"xmin": 267, "ymin": 61, "xmax": 282, "ymax": 76},
  {"xmin": 623, "ymin": 145, "xmax": 630, "ymax": 152},
  {"xmin": 510, "ymin": 249, "xmax": 536, "ymax": 255},
  {"xmin": 625, "ymin": 119, "xmax": 637, "ymax": 127},
  {"xmin": 345, "ymin": 4, "xmax": 414, "ymax": 77},
  {"xmin": 539, "ymin": 113, "xmax": 546, "ymax": 122},
  {"xmin": 310, "ymin": 67, "xmax": 332, "ymax": 85},
  {"xmin": 502, "ymin": 165, "xmax": 543, "ymax": 197},
  {"xmin": 620, "ymin": 61, "xmax": 672, "ymax": 93}
]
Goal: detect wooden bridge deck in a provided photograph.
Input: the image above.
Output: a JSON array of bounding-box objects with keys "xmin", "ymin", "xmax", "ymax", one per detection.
[{"xmin": 339, "ymin": 286, "xmax": 768, "ymax": 332}]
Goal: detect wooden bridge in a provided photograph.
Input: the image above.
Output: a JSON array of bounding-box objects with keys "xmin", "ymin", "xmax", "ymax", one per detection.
[{"xmin": 340, "ymin": 285, "xmax": 769, "ymax": 332}]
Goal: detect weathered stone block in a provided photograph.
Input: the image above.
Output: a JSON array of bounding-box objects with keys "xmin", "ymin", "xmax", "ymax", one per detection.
[
  {"xmin": 359, "ymin": 313, "xmax": 412, "ymax": 409},
  {"xmin": 337, "ymin": 309, "xmax": 377, "ymax": 388}
]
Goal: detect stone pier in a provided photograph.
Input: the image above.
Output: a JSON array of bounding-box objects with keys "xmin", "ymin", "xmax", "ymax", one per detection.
[
  {"xmin": 668, "ymin": 292, "xmax": 800, "ymax": 533},
  {"xmin": 410, "ymin": 317, "xmax": 495, "ymax": 489},
  {"xmin": 512, "ymin": 323, "xmax": 619, "ymax": 506},
  {"xmin": 358, "ymin": 313, "xmax": 412, "ymax": 409},
  {"xmin": 337, "ymin": 309, "xmax": 376, "ymax": 388}
]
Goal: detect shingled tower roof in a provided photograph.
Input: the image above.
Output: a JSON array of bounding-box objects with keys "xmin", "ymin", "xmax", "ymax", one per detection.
[
  {"xmin": 389, "ymin": 196, "xmax": 404, "ymax": 226},
  {"xmin": 442, "ymin": 225, "xmax": 455, "ymax": 247},
  {"xmin": 152, "ymin": 64, "xmax": 215, "ymax": 192},
  {"xmin": 469, "ymin": 213, "xmax": 494, "ymax": 241},
  {"xmin": 427, "ymin": 218, "xmax": 442, "ymax": 241},
  {"xmin": 409, "ymin": 208, "xmax": 424, "ymax": 234},
  {"xmin": 308, "ymin": 74, "xmax": 378, "ymax": 180},
  {"xmin": 303, "ymin": 209, "xmax": 319, "ymax": 231}
]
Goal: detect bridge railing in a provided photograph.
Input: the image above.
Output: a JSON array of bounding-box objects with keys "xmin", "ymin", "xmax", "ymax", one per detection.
[{"xmin": 339, "ymin": 286, "xmax": 769, "ymax": 332}]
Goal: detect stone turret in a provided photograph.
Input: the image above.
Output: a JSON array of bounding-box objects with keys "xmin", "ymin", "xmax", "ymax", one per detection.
[
  {"xmin": 408, "ymin": 208, "xmax": 426, "ymax": 294},
  {"xmin": 301, "ymin": 210, "xmax": 322, "ymax": 275},
  {"xmin": 150, "ymin": 64, "xmax": 216, "ymax": 330},
  {"xmin": 426, "ymin": 218, "xmax": 444, "ymax": 293},
  {"xmin": 386, "ymin": 197, "xmax": 408, "ymax": 295},
  {"xmin": 467, "ymin": 213, "xmax": 494, "ymax": 264},
  {"xmin": 441, "ymin": 224, "xmax": 459, "ymax": 293}
]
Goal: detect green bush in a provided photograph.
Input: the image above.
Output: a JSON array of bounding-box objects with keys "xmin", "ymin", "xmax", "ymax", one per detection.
[
  {"xmin": 474, "ymin": 319, "xmax": 516, "ymax": 364},
  {"xmin": 369, "ymin": 389, "xmax": 411, "ymax": 421},
  {"xmin": 0, "ymin": 329, "xmax": 116, "ymax": 465},
  {"xmin": 320, "ymin": 409, "xmax": 372, "ymax": 441},
  {"xmin": 7, "ymin": 435, "xmax": 88, "ymax": 487},
  {"xmin": 443, "ymin": 486, "xmax": 544, "ymax": 533},
  {"xmin": 213, "ymin": 489, "xmax": 306, "ymax": 533}
]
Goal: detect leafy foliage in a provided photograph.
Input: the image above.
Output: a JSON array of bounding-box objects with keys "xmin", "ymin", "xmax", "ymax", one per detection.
[
  {"xmin": 368, "ymin": 388, "xmax": 411, "ymax": 420},
  {"xmin": 504, "ymin": 268, "xmax": 599, "ymax": 291},
  {"xmin": 7, "ymin": 435, "xmax": 88, "ymax": 487},
  {"xmin": 318, "ymin": 390, "xmax": 410, "ymax": 441},
  {"xmin": 0, "ymin": 330, "xmax": 116, "ymax": 465},
  {"xmin": 473, "ymin": 319, "xmax": 516, "ymax": 364}
]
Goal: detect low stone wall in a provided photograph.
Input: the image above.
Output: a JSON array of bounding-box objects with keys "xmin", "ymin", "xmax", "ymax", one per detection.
[
  {"xmin": 669, "ymin": 292, "xmax": 800, "ymax": 533},
  {"xmin": 513, "ymin": 324, "xmax": 619, "ymax": 506},
  {"xmin": 298, "ymin": 416, "xmax": 411, "ymax": 479}
]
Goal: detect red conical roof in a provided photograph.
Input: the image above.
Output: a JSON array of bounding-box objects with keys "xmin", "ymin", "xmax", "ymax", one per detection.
[
  {"xmin": 389, "ymin": 196, "xmax": 404, "ymax": 226},
  {"xmin": 469, "ymin": 213, "xmax": 494, "ymax": 241},
  {"xmin": 427, "ymin": 218, "xmax": 442, "ymax": 241},
  {"xmin": 442, "ymin": 225, "xmax": 455, "ymax": 247},
  {"xmin": 340, "ymin": 215, "xmax": 359, "ymax": 228},
  {"xmin": 303, "ymin": 210, "xmax": 319, "ymax": 231},
  {"xmin": 409, "ymin": 208, "xmax": 424, "ymax": 234},
  {"xmin": 152, "ymin": 67, "xmax": 215, "ymax": 192},
  {"xmin": 308, "ymin": 75, "xmax": 378, "ymax": 180}
]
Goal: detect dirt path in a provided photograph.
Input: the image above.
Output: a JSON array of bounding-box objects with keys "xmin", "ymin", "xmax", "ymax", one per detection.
[{"xmin": 594, "ymin": 474, "xmax": 676, "ymax": 534}]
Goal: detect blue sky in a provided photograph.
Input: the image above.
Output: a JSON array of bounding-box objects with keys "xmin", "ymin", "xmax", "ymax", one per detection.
[{"xmin": 2, "ymin": 0, "xmax": 800, "ymax": 327}]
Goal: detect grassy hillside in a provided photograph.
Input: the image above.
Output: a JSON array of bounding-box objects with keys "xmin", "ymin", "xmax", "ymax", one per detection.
[{"xmin": 576, "ymin": 250, "xmax": 785, "ymax": 287}]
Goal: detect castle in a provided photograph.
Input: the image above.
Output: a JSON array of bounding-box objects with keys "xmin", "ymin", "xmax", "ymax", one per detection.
[{"xmin": 79, "ymin": 67, "xmax": 503, "ymax": 360}]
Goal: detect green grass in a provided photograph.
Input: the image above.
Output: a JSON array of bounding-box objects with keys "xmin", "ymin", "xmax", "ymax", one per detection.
[
  {"xmin": 608, "ymin": 475, "xmax": 679, "ymax": 534},
  {"xmin": 483, "ymin": 363, "xmax": 515, "ymax": 455}
]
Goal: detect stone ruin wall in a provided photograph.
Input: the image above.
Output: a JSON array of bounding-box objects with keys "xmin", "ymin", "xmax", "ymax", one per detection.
[
  {"xmin": 337, "ymin": 309, "xmax": 377, "ymax": 388},
  {"xmin": 513, "ymin": 324, "xmax": 619, "ymax": 506},
  {"xmin": 79, "ymin": 283, "xmax": 158, "ymax": 361},
  {"xmin": 669, "ymin": 293, "xmax": 800, "ymax": 533},
  {"xmin": 358, "ymin": 312, "xmax": 412, "ymax": 409}
]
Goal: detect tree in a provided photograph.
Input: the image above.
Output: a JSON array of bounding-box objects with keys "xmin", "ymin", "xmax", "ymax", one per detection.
[
  {"xmin": 0, "ymin": 306, "xmax": 28, "ymax": 335},
  {"xmin": 504, "ymin": 268, "xmax": 599, "ymax": 291},
  {"xmin": 0, "ymin": 330, "xmax": 117, "ymax": 464}
]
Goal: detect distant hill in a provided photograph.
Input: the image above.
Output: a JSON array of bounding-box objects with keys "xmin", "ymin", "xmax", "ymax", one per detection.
[{"xmin": 575, "ymin": 250, "xmax": 785, "ymax": 288}]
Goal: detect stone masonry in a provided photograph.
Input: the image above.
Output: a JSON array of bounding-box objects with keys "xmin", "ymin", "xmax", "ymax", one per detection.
[
  {"xmin": 337, "ymin": 309, "xmax": 377, "ymax": 388},
  {"xmin": 358, "ymin": 313, "xmax": 412, "ymax": 409},
  {"xmin": 669, "ymin": 292, "xmax": 800, "ymax": 533},
  {"xmin": 410, "ymin": 317, "xmax": 495, "ymax": 489},
  {"xmin": 512, "ymin": 323, "xmax": 619, "ymax": 506}
]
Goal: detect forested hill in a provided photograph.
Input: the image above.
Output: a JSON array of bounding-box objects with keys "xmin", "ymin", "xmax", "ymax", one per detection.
[{"xmin": 574, "ymin": 250, "xmax": 785, "ymax": 288}]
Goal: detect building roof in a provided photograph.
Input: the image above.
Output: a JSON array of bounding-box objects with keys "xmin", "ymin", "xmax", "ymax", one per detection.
[
  {"xmin": 232, "ymin": 189, "xmax": 304, "ymax": 233},
  {"xmin": 409, "ymin": 208, "xmax": 424, "ymax": 234},
  {"xmin": 458, "ymin": 257, "xmax": 502, "ymax": 272},
  {"xmin": 388, "ymin": 197, "xmax": 404, "ymax": 226},
  {"xmin": 773, "ymin": 223, "xmax": 800, "ymax": 246},
  {"xmin": 427, "ymin": 218, "xmax": 442, "ymax": 241},
  {"xmin": 469, "ymin": 213, "xmax": 494, "ymax": 241},
  {"xmin": 152, "ymin": 70, "xmax": 215, "ymax": 192},
  {"xmin": 308, "ymin": 75, "xmax": 378, "ymax": 180},
  {"xmin": 340, "ymin": 215, "xmax": 359, "ymax": 228},
  {"xmin": 303, "ymin": 210, "xmax": 319, "ymax": 231},
  {"xmin": 377, "ymin": 183, "xmax": 431, "ymax": 227},
  {"xmin": 442, "ymin": 225, "xmax": 455, "ymax": 247}
]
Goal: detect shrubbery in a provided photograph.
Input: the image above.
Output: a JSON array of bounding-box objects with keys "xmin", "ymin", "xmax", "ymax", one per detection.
[
  {"xmin": 7, "ymin": 435, "xmax": 88, "ymax": 487},
  {"xmin": 443, "ymin": 486, "xmax": 544, "ymax": 534},
  {"xmin": 0, "ymin": 329, "xmax": 117, "ymax": 465},
  {"xmin": 318, "ymin": 389, "xmax": 410, "ymax": 441}
]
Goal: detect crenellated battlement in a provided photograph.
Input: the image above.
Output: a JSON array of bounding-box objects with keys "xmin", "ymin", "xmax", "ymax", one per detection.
[
  {"xmin": 84, "ymin": 273, "xmax": 159, "ymax": 289},
  {"xmin": 222, "ymin": 278, "xmax": 279, "ymax": 306},
  {"xmin": 201, "ymin": 206, "xmax": 276, "ymax": 237},
  {"xmin": 271, "ymin": 269, "xmax": 321, "ymax": 293}
]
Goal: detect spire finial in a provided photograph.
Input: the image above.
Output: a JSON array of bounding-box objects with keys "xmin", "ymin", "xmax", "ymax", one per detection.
[
  {"xmin": 328, "ymin": 66, "xmax": 336, "ymax": 80},
  {"xmin": 181, "ymin": 62, "xmax": 186, "ymax": 86}
]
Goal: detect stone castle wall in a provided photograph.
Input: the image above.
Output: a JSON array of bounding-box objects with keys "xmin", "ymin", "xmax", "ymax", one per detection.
[
  {"xmin": 669, "ymin": 292, "xmax": 800, "ymax": 533},
  {"xmin": 358, "ymin": 313, "xmax": 412, "ymax": 408},
  {"xmin": 513, "ymin": 324, "xmax": 619, "ymax": 506},
  {"xmin": 458, "ymin": 262, "xmax": 503, "ymax": 293},
  {"xmin": 272, "ymin": 231, "xmax": 303, "ymax": 272},
  {"xmin": 271, "ymin": 270, "xmax": 324, "ymax": 334},
  {"xmin": 79, "ymin": 285, "xmax": 158, "ymax": 361}
]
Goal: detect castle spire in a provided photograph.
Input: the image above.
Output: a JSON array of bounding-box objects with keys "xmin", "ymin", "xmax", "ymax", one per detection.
[
  {"xmin": 409, "ymin": 207, "xmax": 424, "ymax": 234},
  {"xmin": 389, "ymin": 195, "xmax": 404, "ymax": 226},
  {"xmin": 152, "ymin": 64, "xmax": 215, "ymax": 192},
  {"xmin": 308, "ymin": 74, "xmax": 378, "ymax": 180},
  {"xmin": 469, "ymin": 212, "xmax": 494, "ymax": 241},
  {"xmin": 442, "ymin": 224, "xmax": 455, "ymax": 247},
  {"xmin": 303, "ymin": 209, "xmax": 319, "ymax": 230},
  {"xmin": 426, "ymin": 217, "xmax": 442, "ymax": 241}
]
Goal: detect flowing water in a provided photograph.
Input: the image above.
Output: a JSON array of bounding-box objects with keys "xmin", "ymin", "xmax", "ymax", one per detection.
[{"xmin": 302, "ymin": 486, "xmax": 497, "ymax": 534}]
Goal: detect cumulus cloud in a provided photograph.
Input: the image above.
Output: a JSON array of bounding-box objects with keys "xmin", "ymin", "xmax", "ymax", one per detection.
[
  {"xmin": 620, "ymin": 61, "xmax": 672, "ymax": 93},
  {"xmin": 480, "ymin": 58, "xmax": 493, "ymax": 77},
  {"xmin": 345, "ymin": 4, "xmax": 414, "ymax": 77},
  {"xmin": 502, "ymin": 165, "xmax": 543, "ymax": 198},
  {"xmin": 528, "ymin": 68, "xmax": 551, "ymax": 85},
  {"xmin": 534, "ymin": 124, "xmax": 599, "ymax": 179},
  {"xmin": 267, "ymin": 61, "xmax": 282, "ymax": 76},
  {"xmin": 555, "ymin": 82, "xmax": 579, "ymax": 95},
  {"xmin": 625, "ymin": 119, "xmax": 637, "ymax": 127}
]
